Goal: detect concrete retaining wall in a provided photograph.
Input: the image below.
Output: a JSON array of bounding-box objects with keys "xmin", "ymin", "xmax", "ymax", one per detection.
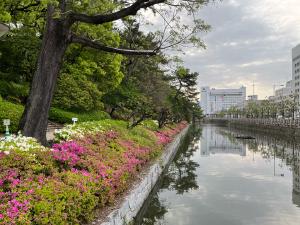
[
  {"xmin": 92, "ymin": 125, "xmax": 189, "ymax": 225},
  {"xmin": 203, "ymin": 118, "xmax": 300, "ymax": 139}
]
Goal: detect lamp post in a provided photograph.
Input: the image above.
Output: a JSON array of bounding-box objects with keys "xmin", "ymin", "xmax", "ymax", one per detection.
[
  {"xmin": 72, "ymin": 117, "xmax": 78, "ymax": 125},
  {"xmin": 3, "ymin": 119, "xmax": 11, "ymax": 138},
  {"xmin": 0, "ymin": 23, "xmax": 9, "ymax": 37}
]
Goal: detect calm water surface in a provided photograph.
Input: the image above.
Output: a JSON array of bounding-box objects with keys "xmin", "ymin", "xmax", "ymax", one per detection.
[{"xmin": 135, "ymin": 124, "xmax": 300, "ymax": 225}]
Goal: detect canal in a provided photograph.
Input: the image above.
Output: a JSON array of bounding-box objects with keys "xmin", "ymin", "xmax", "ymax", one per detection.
[{"xmin": 135, "ymin": 124, "xmax": 300, "ymax": 225}]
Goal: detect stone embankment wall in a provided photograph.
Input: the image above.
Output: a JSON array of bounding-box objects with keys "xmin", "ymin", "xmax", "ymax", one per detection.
[
  {"xmin": 204, "ymin": 118, "xmax": 300, "ymax": 139},
  {"xmin": 92, "ymin": 125, "xmax": 190, "ymax": 225}
]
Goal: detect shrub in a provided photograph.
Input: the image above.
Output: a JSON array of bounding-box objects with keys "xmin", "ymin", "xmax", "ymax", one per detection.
[
  {"xmin": 0, "ymin": 80, "xmax": 29, "ymax": 102},
  {"xmin": 0, "ymin": 134, "xmax": 47, "ymax": 153},
  {"xmin": 0, "ymin": 101, "xmax": 24, "ymax": 133},
  {"xmin": 52, "ymin": 73, "xmax": 103, "ymax": 112},
  {"xmin": 141, "ymin": 119, "xmax": 159, "ymax": 131},
  {"xmin": 49, "ymin": 108, "xmax": 110, "ymax": 124}
]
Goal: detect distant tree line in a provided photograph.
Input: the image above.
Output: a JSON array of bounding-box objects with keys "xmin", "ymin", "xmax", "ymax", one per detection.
[{"xmin": 219, "ymin": 94, "xmax": 299, "ymax": 119}]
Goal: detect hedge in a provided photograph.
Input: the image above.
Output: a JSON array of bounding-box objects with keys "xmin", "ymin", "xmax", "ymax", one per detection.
[
  {"xmin": 0, "ymin": 100, "xmax": 23, "ymax": 133},
  {"xmin": 49, "ymin": 108, "xmax": 110, "ymax": 124}
]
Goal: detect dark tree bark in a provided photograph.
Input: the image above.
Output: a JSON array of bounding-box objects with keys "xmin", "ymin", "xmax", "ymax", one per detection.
[
  {"xmin": 158, "ymin": 108, "xmax": 168, "ymax": 128},
  {"xmin": 19, "ymin": 6, "xmax": 72, "ymax": 145}
]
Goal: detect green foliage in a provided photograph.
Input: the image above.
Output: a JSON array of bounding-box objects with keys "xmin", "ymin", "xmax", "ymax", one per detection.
[
  {"xmin": 49, "ymin": 108, "xmax": 110, "ymax": 124},
  {"xmin": 0, "ymin": 80, "xmax": 29, "ymax": 103},
  {"xmin": 168, "ymin": 66, "xmax": 202, "ymax": 123},
  {"xmin": 0, "ymin": 100, "xmax": 111, "ymax": 133},
  {"xmin": 0, "ymin": 1, "xmax": 123, "ymax": 112},
  {"xmin": 32, "ymin": 174, "xmax": 98, "ymax": 225},
  {"xmin": 50, "ymin": 2, "xmax": 124, "ymax": 112},
  {"xmin": 0, "ymin": 27, "xmax": 40, "ymax": 102},
  {"xmin": 103, "ymin": 21, "xmax": 172, "ymax": 127},
  {"xmin": 0, "ymin": 100, "xmax": 23, "ymax": 133},
  {"xmin": 141, "ymin": 120, "xmax": 159, "ymax": 131},
  {"xmin": 52, "ymin": 73, "xmax": 103, "ymax": 112}
]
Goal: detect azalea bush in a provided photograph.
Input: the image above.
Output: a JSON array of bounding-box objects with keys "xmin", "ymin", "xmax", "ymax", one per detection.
[
  {"xmin": 0, "ymin": 119, "xmax": 187, "ymax": 224},
  {"xmin": 0, "ymin": 135, "xmax": 47, "ymax": 154}
]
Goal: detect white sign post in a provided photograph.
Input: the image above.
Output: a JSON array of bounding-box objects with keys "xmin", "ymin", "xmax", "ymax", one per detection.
[
  {"xmin": 3, "ymin": 119, "xmax": 10, "ymax": 138},
  {"xmin": 72, "ymin": 117, "xmax": 78, "ymax": 125}
]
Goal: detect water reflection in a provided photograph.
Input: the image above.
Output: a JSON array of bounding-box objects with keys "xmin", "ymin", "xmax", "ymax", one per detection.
[
  {"xmin": 201, "ymin": 126, "xmax": 246, "ymax": 156},
  {"xmin": 136, "ymin": 124, "xmax": 300, "ymax": 225},
  {"xmin": 225, "ymin": 127, "xmax": 300, "ymax": 207},
  {"xmin": 161, "ymin": 125, "xmax": 202, "ymax": 194},
  {"xmin": 135, "ymin": 124, "xmax": 202, "ymax": 224}
]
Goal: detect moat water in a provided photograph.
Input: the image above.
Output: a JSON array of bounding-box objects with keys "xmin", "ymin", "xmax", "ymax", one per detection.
[{"xmin": 135, "ymin": 124, "xmax": 300, "ymax": 225}]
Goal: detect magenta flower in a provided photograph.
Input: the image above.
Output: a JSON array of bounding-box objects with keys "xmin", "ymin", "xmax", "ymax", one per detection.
[{"xmin": 52, "ymin": 141, "xmax": 86, "ymax": 167}]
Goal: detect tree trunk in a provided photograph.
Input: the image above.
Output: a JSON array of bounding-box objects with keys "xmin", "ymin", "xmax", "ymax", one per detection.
[
  {"xmin": 128, "ymin": 114, "xmax": 147, "ymax": 129},
  {"xmin": 158, "ymin": 109, "xmax": 168, "ymax": 128},
  {"xmin": 109, "ymin": 107, "xmax": 116, "ymax": 118},
  {"xmin": 19, "ymin": 7, "xmax": 71, "ymax": 145}
]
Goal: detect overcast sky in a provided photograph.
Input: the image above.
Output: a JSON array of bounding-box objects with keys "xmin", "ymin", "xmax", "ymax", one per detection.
[{"xmin": 173, "ymin": 0, "xmax": 300, "ymax": 99}]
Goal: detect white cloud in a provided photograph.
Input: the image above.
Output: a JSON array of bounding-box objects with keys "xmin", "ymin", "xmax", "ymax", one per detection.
[
  {"xmin": 243, "ymin": 0, "xmax": 300, "ymax": 41},
  {"xmin": 238, "ymin": 58, "xmax": 288, "ymax": 68}
]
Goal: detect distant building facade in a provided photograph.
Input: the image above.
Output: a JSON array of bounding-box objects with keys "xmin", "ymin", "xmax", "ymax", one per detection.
[
  {"xmin": 274, "ymin": 80, "xmax": 293, "ymax": 103},
  {"xmin": 200, "ymin": 86, "xmax": 246, "ymax": 116},
  {"xmin": 247, "ymin": 95, "xmax": 258, "ymax": 101},
  {"xmin": 293, "ymin": 44, "xmax": 300, "ymax": 102}
]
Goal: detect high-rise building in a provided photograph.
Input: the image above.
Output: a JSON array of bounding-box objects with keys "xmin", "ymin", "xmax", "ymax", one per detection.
[
  {"xmin": 200, "ymin": 86, "xmax": 246, "ymax": 116},
  {"xmin": 292, "ymin": 44, "xmax": 300, "ymax": 102}
]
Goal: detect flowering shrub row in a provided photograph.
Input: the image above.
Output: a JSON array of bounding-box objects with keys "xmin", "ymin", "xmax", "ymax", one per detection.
[{"xmin": 0, "ymin": 119, "xmax": 187, "ymax": 224}]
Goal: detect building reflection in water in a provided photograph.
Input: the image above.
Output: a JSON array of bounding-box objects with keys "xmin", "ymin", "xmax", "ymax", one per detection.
[
  {"xmin": 292, "ymin": 149, "xmax": 300, "ymax": 207},
  {"xmin": 201, "ymin": 125, "xmax": 246, "ymax": 156}
]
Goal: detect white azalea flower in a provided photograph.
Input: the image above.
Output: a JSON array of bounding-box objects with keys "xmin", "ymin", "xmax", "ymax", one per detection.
[
  {"xmin": 54, "ymin": 121, "xmax": 104, "ymax": 141},
  {"xmin": 0, "ymin": 133, "xmax": 48, "ymax": 154}
]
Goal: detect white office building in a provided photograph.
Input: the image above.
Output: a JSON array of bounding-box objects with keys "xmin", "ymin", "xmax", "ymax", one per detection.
[
  {"xmin": 200, "ymin": 86, "xmax": 246, "ymax": 116},
  {"xmin": 274, "ymin": 80, "xmax": 293, "ymax": 103},
  {"xmin": 293, "ymin": 44, "xmax": 300, "ymax": 101}
]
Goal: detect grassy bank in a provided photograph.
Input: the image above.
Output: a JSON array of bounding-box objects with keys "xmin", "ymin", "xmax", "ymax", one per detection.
[
  {"xmin": 0, "ymin": 119, "xmax": 187, "ymax": 224},
  {"xmin": 0, "ymin": 100, "xmax": 110, "ymax": 133}
]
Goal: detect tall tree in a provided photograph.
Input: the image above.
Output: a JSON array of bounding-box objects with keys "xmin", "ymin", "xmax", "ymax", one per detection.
[
  {"xmin": 1, "ymin": 0, "xmax": 211, "ymax": 144},
  {"xmin": 168, "ymin": 66, "xmax": 201, "ymax": 123},
  {"xmin": 103, "ymin": 20, "xmax": 171, "ymax": 127}
]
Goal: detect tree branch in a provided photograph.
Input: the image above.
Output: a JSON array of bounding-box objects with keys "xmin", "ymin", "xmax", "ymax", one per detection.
[
  {"xmin": 69, "ymin": 0, "xmax": 165, "ymax": 24},
  {"xmin": 13, "ymin": 0, "xmax": 41, "ymax": 12},
  {"xmin": 71, "ymin": 35, "xmax": 156, "ymax": 56},
  {"xmin": 59, "ymin": 0, "xmax": 67, "ymax": 13}
]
